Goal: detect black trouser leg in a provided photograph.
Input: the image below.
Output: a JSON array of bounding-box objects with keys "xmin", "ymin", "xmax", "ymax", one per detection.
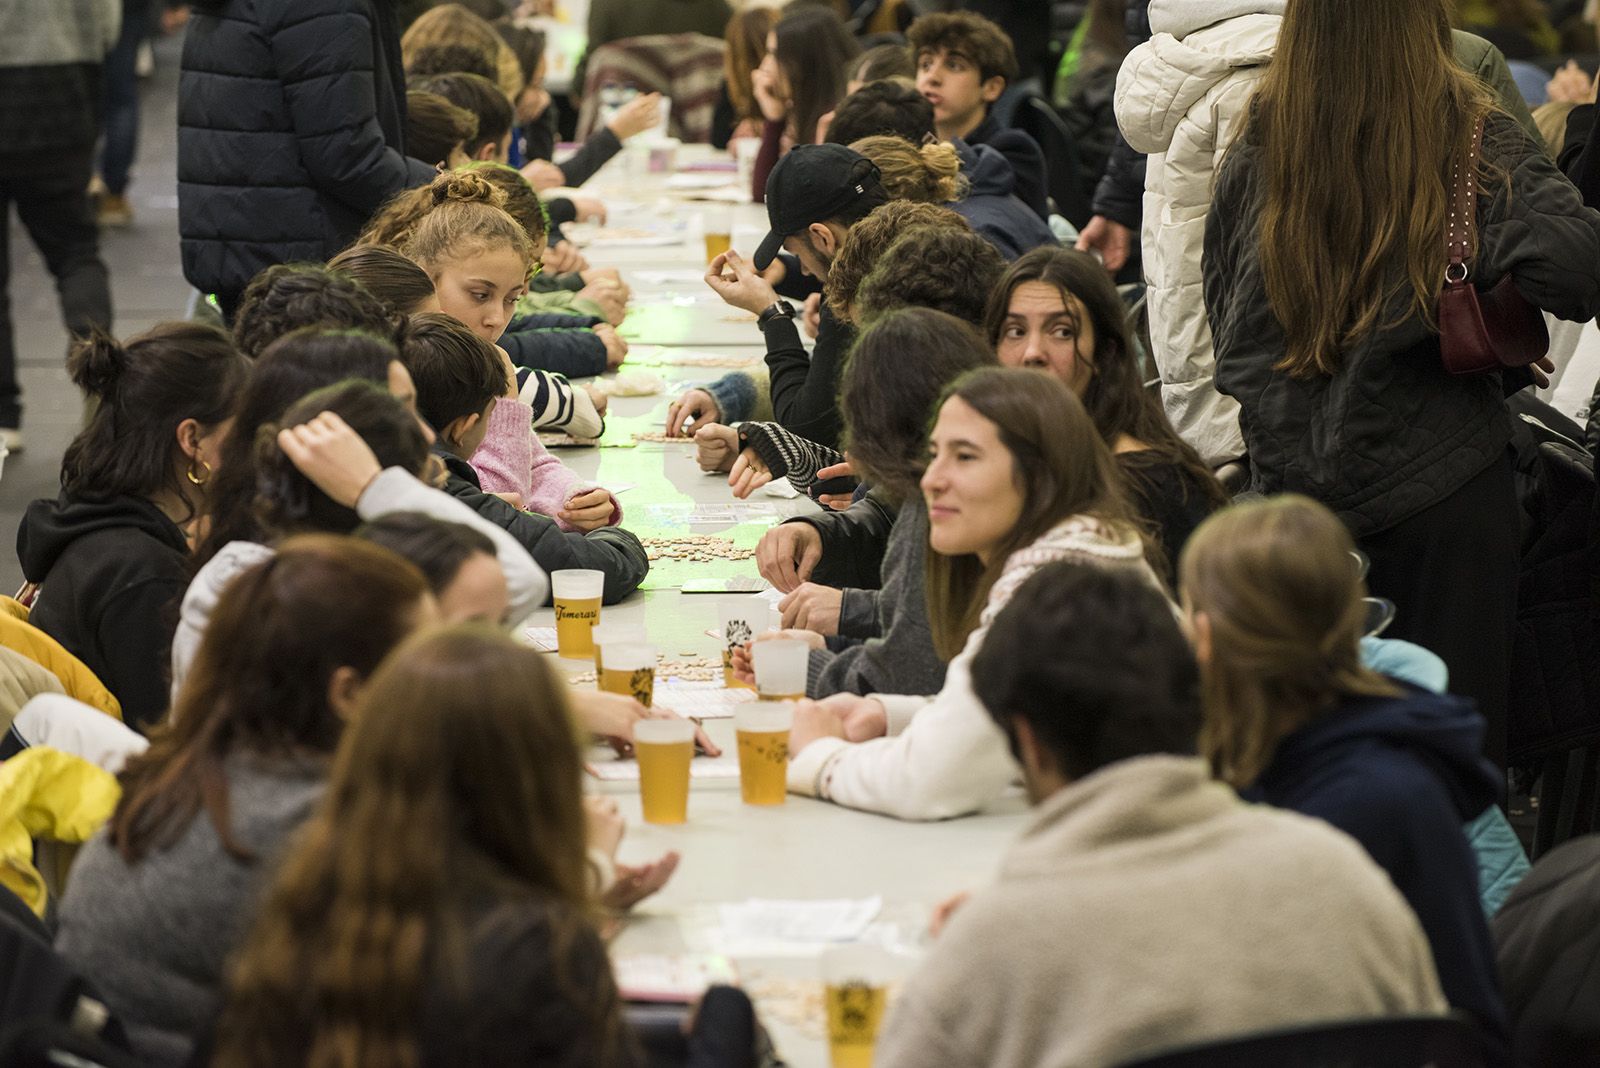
[{"xmin": 11, "ymin": 147, "xmax": 113, "ymax": 358}]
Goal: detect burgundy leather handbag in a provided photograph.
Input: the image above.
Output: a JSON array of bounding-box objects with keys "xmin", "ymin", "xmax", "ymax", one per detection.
[{"xmin": 1437, "ymin": 116, "xmax": 1549, "ymax": 375}]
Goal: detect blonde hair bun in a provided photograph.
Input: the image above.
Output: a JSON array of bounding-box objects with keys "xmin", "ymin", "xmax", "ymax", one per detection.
[{"xmin": 428, "ymin": 170, "xmax": 506, "ymax": 209}]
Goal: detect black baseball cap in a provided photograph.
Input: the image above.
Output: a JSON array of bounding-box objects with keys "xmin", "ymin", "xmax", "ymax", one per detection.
[{"xmin": 753, "ymin": 144, "xmax": 887, "ymax": 270}]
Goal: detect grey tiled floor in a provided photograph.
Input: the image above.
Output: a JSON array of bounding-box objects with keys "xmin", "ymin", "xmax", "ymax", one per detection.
[{"xmin": 0, "ymin": 35, "xmax": 191, "ymax": 594}]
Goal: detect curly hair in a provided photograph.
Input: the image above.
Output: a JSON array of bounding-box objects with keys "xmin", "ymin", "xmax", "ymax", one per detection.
[
  {"xmin": 908, "ymin": 10, "xmax": 1019, "ymax": 83},
  {"xmin": 854, "ymin": 225, "xmax": 1006, "ymax": 327},
  {"xmin": 824, "ymin": 201, "xmax": 971, "ymax": 321},
  {"xmin": 403, "ymin": 170, "xmax": 538, "ymax": 280},
  {"xmin": 850, "ymin": 135, "xmax": 968, "ymax": 204},
  {"xmin": 232, "ymin": 263, "xmax": 399, "ymax": 359}
]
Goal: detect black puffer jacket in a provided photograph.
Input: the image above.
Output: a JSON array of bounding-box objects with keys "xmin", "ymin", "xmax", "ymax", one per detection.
[
  {"xmin": 1203, "ymin": 113, "xmax": 1600, "ymax": 538},
  {"xmin": 178, "ymin": 0, "xmax": 434, "ymax": 305}
]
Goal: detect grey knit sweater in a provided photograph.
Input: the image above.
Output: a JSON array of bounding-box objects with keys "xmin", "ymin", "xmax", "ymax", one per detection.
[
  {"xmin": 55, "ymin": 752, "xmax": 327, "ymax": 1068},
  {"xmin": 807, "ymin": 498, "xmax": 946, "ymax": 699}
]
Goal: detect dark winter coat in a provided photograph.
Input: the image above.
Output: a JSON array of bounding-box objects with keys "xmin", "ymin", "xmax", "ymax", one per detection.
[
  {"xmin": 1204, "ymin": 112, "xmax": 1600, "ymax": 537},
  {"xmin": 951, "ymin": 140, "xmax": 1060, "ymax": 261},
  {"xmin": 177, "ymin": 0, "xmax": 434, "ymax": 304},
  {"xmin": 17, "ymin": 493, "xmax": 189, "ymax": 732}
]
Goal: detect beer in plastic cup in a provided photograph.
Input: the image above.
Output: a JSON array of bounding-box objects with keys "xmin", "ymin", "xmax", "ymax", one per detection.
[
  {"xmin": 704, "ymin": 231, "xmax": 732, "ymax": 262},
  {"xmin": 717, "ymin": 599, "xmax": 768, "ymax": 689},
  {"xmin": 634, "ymin": 719, "xmax": 694, "ymax": 824},
  {"xmin": 591, "ymin": 621, "xmax": 648, "ymax": 673},
  {"xmin": 735, "ymin": 702, "xmax": 791, "ymax": 805},
  {"xmin": 822, "ymin": 945, "xmax": 893, "ymax": 1068},
  {"xmin": 598, "ymin": 642, "xmax": 656, "ymax": 708},
  {"xmin": 753, "ymin": 638, "xmax": 809, "ymax": 701},
  {"xmin": 551, "ymin": 570, "xmax": 604, "ymax": 659}
]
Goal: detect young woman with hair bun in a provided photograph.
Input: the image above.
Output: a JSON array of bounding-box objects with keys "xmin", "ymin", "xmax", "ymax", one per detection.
[{"xmin": 17, "ymin": 322, "xmax": 247, "ymax": 730}]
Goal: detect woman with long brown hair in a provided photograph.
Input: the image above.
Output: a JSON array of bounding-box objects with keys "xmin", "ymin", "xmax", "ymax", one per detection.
[
  {"xmin": 748, "ymin": 6, "xmax": 861, "ymax": 198},
  {"xmin": 784, "ymin": 367, "xmax": 1167, "ymax": 821},
  {"xmin": 714, "ymin": 5, "xmax": 776, "ymax": 148},
  {"xmin": 210, "ymin": 628, "xmax": 763, "ymax": 1068},
  {"xmin": 55, "ymin": 536, "xmax": 437, "ymax": 1068},
  {"xmin": 1202, "ymin": 0, "xmax": 1600, "ymax": 766},
  {"xmin": 1181, "ymin": 494, "xmax": 1509, "ymax": 1054},
  {"xmin": 985, "ymin": 247, "xmax": 1227, "ymax": 580}
]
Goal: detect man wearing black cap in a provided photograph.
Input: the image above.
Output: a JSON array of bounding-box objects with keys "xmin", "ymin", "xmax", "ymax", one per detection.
[{"xmin": 703, "ymin": 143, "xmax": 889, "ymax": 451}]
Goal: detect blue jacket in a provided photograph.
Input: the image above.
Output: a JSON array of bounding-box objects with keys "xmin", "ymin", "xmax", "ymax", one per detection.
[
  {"xmin": 1248, "ymin": 685, "xmax": 1511, "ymax": 1057},
  {"xmin": 951, "ymin": 141, "xmax": 1060, "ymax": 262}
]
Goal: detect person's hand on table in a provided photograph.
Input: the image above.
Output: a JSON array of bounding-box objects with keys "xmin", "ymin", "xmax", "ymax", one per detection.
[
  {"xmin": 756, "ymin": 522, "xmax": 822, "ymax": 592},
  {"xmin": 522, "ymin": 159, "xmax": 567, "ymax": 192},
  {"xmin": 542, "ymin": 239, "xmax": 583, "ymax": 274},
  {"xmin": 729, "ymin": 628, "xmax": 826, "ymax": 684},
  {"xmin": 693, "ymin": 423, "xmax": 740, "ymax": 471},
  {"xmin": 668, "ymin": 388, "xmax": 722, "ymax": 437},
  {"xmin": 813, "ymin": 459, "xmax": 857, "ymax": 511},
  {"xmin": 593, "ymin": 324, "xmax": 628, "ymax": 369},
  {"xmin": 1075, "ymin": 215, "xmax": 1132, "ymax": 273},
  {"xmin": 569, "ymin": 194, "xmax": 608, "ymax": 224},
  {"xmin": 577, "ymin": 280, "xmax": 628, "ymax": 325},
  {"xmin": 801, "ymin": 292, "xmax": 822, "ymax": 339},
  {"xmin": 574, "ymin": 691, "xmax": 720, "ymax": 757},
  {"xmin": 929, "ymin": 890, "xmax": 971, "ymax": 937},
  {"xmin": 790, "ymin": 697, "xmax": 849, "ymax": 754},
  {"xmin": 705, "ymin": 250, "xmax": 779, "ymax": 315},
  {"xmin": 581, "ymin": 266, "xmax": 623, "ymax": 288},
  {"xmin": 583, "ymin": 383, "xmax": 610, "ymax": 417},
  {"xmin": 560, "ymin": 486, "xmax": 616, "ymax": 531},
  {"xmin": 276, "ymin": 412, "xmax": 382, "ymax": 508},
  {"xmin": 779, "ymin": 582, "xmax": 842, "ymax": 636},
  {"xmin": 604, "ymin": 852, "xmax": 680, "ymax": 912},
  {"xmin": 728, "ymin": 448, "xmax": 772, "ymax": 498},
  {"xmin": 608, "ymin": 92, "xmax": 663, "ymax": 141}
]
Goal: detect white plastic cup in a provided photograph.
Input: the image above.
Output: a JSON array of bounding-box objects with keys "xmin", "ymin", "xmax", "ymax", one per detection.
[
  {"xmin": 655, "ymin": 94, "xmax": 673, "ymax": 136},
  {"xmin": 752, "ymin": 638, "xmax": 809, "ymax": 701},
  {"xmin": 734, "ymin": 137, "xmax": 761, "ymax": 196},
  {"xmin": 646, "ymin": 136, "xmax": 681, "ymax": 174}
]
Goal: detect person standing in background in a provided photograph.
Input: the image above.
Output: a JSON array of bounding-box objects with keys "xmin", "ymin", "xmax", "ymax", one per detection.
[
  {"xmin": 178, "ymin": 0, "xmax": 435, "ymax": 320},
  {"xmin": 95, "ymin": 0, "xmax": 153, "ymax": 228},
  {"xmin": 0, "ymin": 0, "xmax": 119, "ymax": 453}
]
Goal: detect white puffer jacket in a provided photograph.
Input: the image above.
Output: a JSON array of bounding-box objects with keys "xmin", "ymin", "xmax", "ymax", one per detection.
[{"xmin": 1116, "ymin": 1, "xmax": 1284, "ymax": 467}]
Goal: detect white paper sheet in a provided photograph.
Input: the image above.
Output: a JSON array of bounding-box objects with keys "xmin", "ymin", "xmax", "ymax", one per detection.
[{"xmin": 717, "ymin": 898, "xmax": 884, "ymax": 945}]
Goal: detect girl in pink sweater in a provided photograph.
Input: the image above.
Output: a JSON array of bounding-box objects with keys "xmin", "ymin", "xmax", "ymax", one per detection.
[{"xmin": 401, "ymin": 172, "xmax": 621, "ymax": 531}]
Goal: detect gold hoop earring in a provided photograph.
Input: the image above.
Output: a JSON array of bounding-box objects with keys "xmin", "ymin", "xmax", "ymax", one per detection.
[{"xmin": 187, "ymin": 458, "xmax": 212, "ymax": 486}]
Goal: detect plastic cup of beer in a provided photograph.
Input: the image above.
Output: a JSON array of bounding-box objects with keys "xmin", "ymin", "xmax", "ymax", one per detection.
[
  {"xmin": 704, "ymin": 229, "xmax": 732, "ymax": 263},
  {"xmin": 591, "ymin": 621, "xmax": 648, "ymax": 674},
  {"xmin": 598, "ymin": 642, "xmax": 656, "ymax": 708},
  {"xmin": 735, "ymin": 702, "xmax": 791, "ymax": 805},
  {"xmin": 753, "ymin": 638, "xmax": 809, "ymax": 701},
  {"xmin": 718, "ymin": 599, "xmax": 769, "ymax": 689},
  {"xmin": 822, "ymin": 945, "xmax": 894, "ymax": 1068},
  {"xmin": 634, "ymin": 718, "xmax": 694, "ymax": 825},
  {"xmin": 551, "ymin": 569, "xmax": 604, "ymax": 659}
]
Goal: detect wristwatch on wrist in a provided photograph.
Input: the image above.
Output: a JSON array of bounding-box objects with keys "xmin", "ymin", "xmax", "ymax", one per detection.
[{"xmin": 757, "ymin": 299, "xmax": 797, "ymax": 331}]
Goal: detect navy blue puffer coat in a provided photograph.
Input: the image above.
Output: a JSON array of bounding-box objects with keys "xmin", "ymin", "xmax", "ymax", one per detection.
[{"xmin": 178, "ymin": 0, "xmax": 434, "ymax": 306}]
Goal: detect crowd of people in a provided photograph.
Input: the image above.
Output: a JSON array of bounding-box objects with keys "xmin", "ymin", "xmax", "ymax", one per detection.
[{"xmin": 3, "ymin": 0, "xmax": 1600, "ymax": 1065}]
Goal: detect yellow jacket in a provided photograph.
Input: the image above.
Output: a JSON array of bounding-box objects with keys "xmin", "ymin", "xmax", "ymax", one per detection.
[
  {"xmin": 0, "ymin": 746, "xmax": 121, "ymax": 916},
  {"xmin": 0, "ymin": 598, "xmax": 122, "ymax": 721}
]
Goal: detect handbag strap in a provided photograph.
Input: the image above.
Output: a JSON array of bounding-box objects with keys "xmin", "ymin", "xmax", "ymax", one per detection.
[{"xmin": 1445, "ymin": 115, "xmax": 1487, "ymax": 284}]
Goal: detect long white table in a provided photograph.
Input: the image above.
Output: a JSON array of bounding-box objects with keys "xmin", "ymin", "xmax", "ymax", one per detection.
[{"xmin": 527, "ymin": 147, "xmax": 1029, "ymax": 1066}]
